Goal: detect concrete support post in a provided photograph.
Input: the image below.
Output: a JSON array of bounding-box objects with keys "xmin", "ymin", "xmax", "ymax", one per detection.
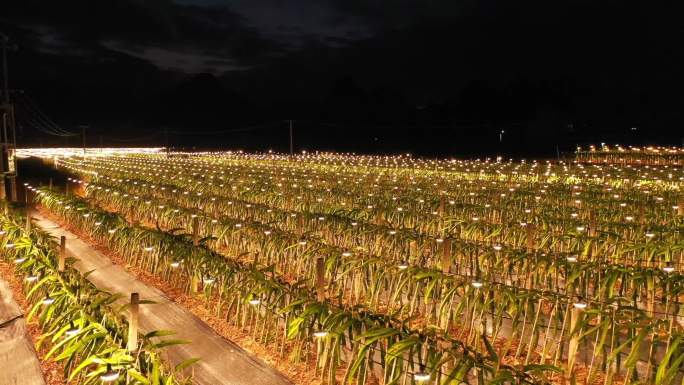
[
  {"xmin": 9, "ymin": 177, "xmax": 16, "ymax": 202},
  {"xmin": 58, "ymin": 236, "xmax": 66, "ymax": 272},
  {"xmin": 24, "ymin": 207, "xmax": 31, "ymax": 232},
  {"xmin": 127, "ymin": 292, "xmax": 140, "ymax": 352},
  {"xmin": 567, "ymin": 305, "xmax": 582, "ymax": 375},
  {"xmin": 192, "ymin": 217, "xmax": 199, "ymax": 246},
  {"xmin": 315, "ymin": 257, "xmax": 325, "ymax": 301},
  {"xmin": 525, "ymin": 224, "xmax": 536, "ymax": 253},
  {"xmin": 441, "ymin": 238, "xmax": 452, "ymax": 273}
]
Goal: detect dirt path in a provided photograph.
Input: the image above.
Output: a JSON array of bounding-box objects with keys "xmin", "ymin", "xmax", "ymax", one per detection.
[
  {"xmin": 0, "ymin": 276, "xmax": 46, "ymax": 385},
  {"xmin": 32, "ymin": 212, "xmax": 293, "ymax": 385}
]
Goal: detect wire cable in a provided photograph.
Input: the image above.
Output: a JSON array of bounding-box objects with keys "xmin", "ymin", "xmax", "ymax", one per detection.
[
  {"xmin": 20, "ymin": 93, "xmax": 78, "ymax": 136},
  {"xmin": 13, "ymin": 92, "xmax": 78, "ymax": 136}
]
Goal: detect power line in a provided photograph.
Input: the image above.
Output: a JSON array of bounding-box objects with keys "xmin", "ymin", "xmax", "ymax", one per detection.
[
  {"xmin": 15, "ymin": 102, "xmax": 75, "ymax": 137},
  {"xmin": 23, "ymin": 93, "xmax": 78, "ymax": 136},
  {"xmin": 13, "ymin": 92, "xmax": 78, "ymax": 136}
]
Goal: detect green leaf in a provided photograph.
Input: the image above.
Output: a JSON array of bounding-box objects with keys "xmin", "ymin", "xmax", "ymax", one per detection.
[
  {"xmin": 175, "ymin": 357, "xmax": 201, "ymax": 372},
  {"xmin": 523, "ymin": 364, "xmax": 562, "ymax": 374},
  {"xmin": 151, "ymin": 339, "xmax": 191, "ymax": 349},
  {"xmin": 144, "ymin": 330, "xmax": 177, "ymax": 339},
  {"xmin": 287, "ymin": 317, "xmax": 305, "ymax": 339},
  {"xmin": 655, "ymin": 336, "xmax": 682, "ymax": 385},
  {"xmin": 386, "ymin": 336, "xmax": 419, "ymax": 358},
  {"xmin": 68, "ymin": 355, "xmax": 98, "ymax": 381},
  {"xmin": 625, "ymin": 327, "xmax": 649, "ymax": 369},
  {"xmin": 127, "ymin": 369, "xmax": 151, "ymax": 384}
]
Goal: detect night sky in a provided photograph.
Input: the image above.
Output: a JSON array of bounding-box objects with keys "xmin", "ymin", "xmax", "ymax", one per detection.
[{"xmin": 1, "ymin": 1, "xmax": 682, "ymax": 156}]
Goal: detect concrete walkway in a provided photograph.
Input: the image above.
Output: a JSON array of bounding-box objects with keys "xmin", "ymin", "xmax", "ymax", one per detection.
[
  {"xmin": 0, "ymin": 277, "xmax": 45, "ymax": 385},
  {"xmin": 32, "ymin": 212, "xmax": 292, "ymax": 385}
]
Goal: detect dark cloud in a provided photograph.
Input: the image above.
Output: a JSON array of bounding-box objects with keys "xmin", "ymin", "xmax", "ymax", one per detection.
[
  {"xmin": 214, "ymin": 0, "xmax": 372, "ymax": 49},
  {"xmin": 2, "ymin": 0, "xmax": 283, "ymax": 72},
  {"xmin": 1, "ymin": 0, "xmax": 682, "ymax": 153},
  {"xmin": 101, "ymin": 41, "xmax": 247, "ymax": 73},
  {"xmin": 2, "ymin": 0, "xmax": 469, "ymax": 73}
]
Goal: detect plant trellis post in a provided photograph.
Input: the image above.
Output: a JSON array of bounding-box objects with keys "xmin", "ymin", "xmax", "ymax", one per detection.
[
  {"xmin": 316, "ymin": 257, "xmax": 326, "ymax": 301},
  {"xmin": 526, "ymin": 224, "xmax": 536, "ymax": 252},
  {"xmin": 442, "ymin": 238, "xmax": 452, "ymax": 273},
  {"xmin": 568, "ymin": 305, "xmax": 582, "ymax": 375},
  {"xmin": 59, "ymin": 235, "xmax": 66, "ymax": 272},
  {"xmin": 25, "ymin": 208, "xmax": 31, "ymax": 232},
  {"xmin": 128, "ymin": 292, "xmax": 140, "ymax": 352},
  {"xmin": 192, "ymin": 216, "xmax": 199, "ymax": 246}
]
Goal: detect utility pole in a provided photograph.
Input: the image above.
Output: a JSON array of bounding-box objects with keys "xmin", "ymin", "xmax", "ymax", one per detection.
[
  {"xmin": 1, "ymin": 33, "xmax": 8, "ymax": 200},
  {"xmin": 0, "ymin": 32, "xmax": 17, "ymax": 201},
  {"xmin": 164, "ymin": 127, "xmax": 170, "ymax": 157},
  {"xmin": 1, "ymin": 33, "xmax": 9, "ymax": 105},
  {"xmin": 0, "ymin": 128, "xmax": 4, "ymax": 200},
  {"xmin": 289, "ymin": 120, "xmax": 293, "ymax": 155},
  {"xmin": 79, "ymin": 124, "xmax": 88, "ymax": 155}
]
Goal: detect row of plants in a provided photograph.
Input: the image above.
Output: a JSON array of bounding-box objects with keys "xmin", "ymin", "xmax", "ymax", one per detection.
[
  {"xmin": 576, "ymin": 145, "xmax": 684, "ymax": 166},
  {"xmin": 60, "ymin": 158, "xmax": 684, "ymax": 320},
  {"xmin": 60, "ymin": 158, "xmax": 683, "ymax": 273},
  {"xmin": 61, "ymin": 155, "xmax": 682, "ymax": 238},
  {"xmin": 80, "ymin": 174, "xmax": 683, "ymax": 272},
  {"xmin": 64, "ymin": 156, "xmax": 682, "ymax": 219},
  {"xmin": 0, "ymin": 205, "xmax": 193, "ymax": 384},
  {"xmin": 59, "ymin": 154, "xmax": 682, "ymax": 210},
  {"xmin": 57, "ymin": 158, "xmax": 683, "ymax": 323},
  {"xmin": 81, "ymin": 177, "xmax": 683, "ymax": 312},
  {"xmin": 35, "ymin": 187, "xmax": 569, "ymax": 385},
  {"xmin": 47, "ymin": 153, "xmax": 684, "ymax": 385},
  {"xmin": 166, "ymin": 152, "xmax": 684, "ymax": 190},
  {"xmin": 127, "ymin": 151, "xmax": 681, "ymax": 185},
  {"xmin": 46, "ymin": 175, "xmax": 684, "ymax": 385}
]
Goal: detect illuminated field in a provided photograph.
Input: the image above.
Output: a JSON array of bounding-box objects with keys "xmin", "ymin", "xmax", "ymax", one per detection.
[{"xmin": 18, "ymin": 147, "xmax": 684, "ymax": 385}]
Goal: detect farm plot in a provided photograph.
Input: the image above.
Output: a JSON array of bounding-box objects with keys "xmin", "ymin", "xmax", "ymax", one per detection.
[{"xmin": 31, "ymin": 150, "xmax": 684, "ymax": 385}]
